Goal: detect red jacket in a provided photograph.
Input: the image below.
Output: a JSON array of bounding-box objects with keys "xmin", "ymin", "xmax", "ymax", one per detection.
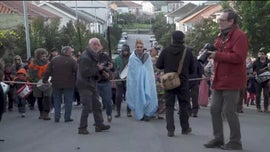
[{"xmin": 212, "ymin": 25, "xmax": 248, "ymax": 90}]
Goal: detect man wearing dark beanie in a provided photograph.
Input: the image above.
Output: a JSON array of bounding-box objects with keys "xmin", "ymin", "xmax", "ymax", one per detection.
[{"xmin": 156, "ymin": 30, "xmax": 195, "ymax": 137}]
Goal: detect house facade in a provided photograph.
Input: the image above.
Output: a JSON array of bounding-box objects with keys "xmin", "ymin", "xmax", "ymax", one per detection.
[
  {"xmin": 110, "ymin": 1, "xmax": 142, "ymax": 15},
  {"xmin": 165, "ymin": 2, "xmax": 197, "ymax": 24},
  {"xmin": 178, "ymin": 3, "xmax": 223, "ymax": 33},
  {"xmin": 38, "ymin": 2, "xmax": 106, "ymax": 34},
  {"xmin": 0, "ymin": 1, "xmax": 59, "ymax": 29}
]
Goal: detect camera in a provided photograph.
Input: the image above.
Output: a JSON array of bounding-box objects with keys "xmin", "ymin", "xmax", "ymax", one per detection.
[
  {"xmin": 197, "ymin": 43, "xmax": 216, "ymax": 64},
  {"xmin": 101, "ymin": 61, "xmax": 111, "ymax": 72}
]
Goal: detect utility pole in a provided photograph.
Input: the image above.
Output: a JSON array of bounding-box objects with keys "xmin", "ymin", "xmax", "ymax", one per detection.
[
  {"xmin": 107, "ymin": 11, "xmax": 113, "ymax": 59},
  {"xmin": 23, "ymin": 1, "xmax": 31, "ymax": 59}
]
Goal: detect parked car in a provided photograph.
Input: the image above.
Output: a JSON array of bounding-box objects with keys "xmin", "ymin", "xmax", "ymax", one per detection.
[
  {"xmin": 116, "ymin": 43, "xmax": 123, "ymax": 54},
  {"xmin": 149, "ymin": 35, "xmax": 156, "ymax": 42},
  {"xmin": 122, "ymin": 32, "xmax": 128, "ymax": 39},
  {"xmin": 151, "ymin": 40, "xmax": 158, "ymax": 47},
  {"xmin": 119, "ymin": 38, "xmax": 127, "ymax": 45}
]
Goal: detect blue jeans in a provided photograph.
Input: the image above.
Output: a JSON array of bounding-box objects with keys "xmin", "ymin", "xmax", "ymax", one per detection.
[
  {"xmin": 15, "ymin": 97, "xmax": 26, "ymax": 113},
  {"xmin": 97, "ymin": 82, "xmax": 112, "ymax": 116},
  {"xmin": 53, "ymin": 88, "xmax": 74, "ymax": 121}
]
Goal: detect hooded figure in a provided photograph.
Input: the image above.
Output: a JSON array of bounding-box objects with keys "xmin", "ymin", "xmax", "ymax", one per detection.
[
  {"xmin": 113, "ymin": 44, "xmax": 133, "ymax": 117},
  {"xmin": 156, "ymin": 30, "xmax": 194, "ymax": 137}
]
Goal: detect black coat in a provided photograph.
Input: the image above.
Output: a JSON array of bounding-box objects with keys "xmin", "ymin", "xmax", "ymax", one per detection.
[
  {"xmin": 156, "ymin": 44, "xmax": 194, "ymax": 89},
  {"xmin": 0, "ymin": 84, "xmax": 4, "ymax": 121},
  {"xmin": 189, "ymin": 56, "xmax": 204, "ymax": 88}
]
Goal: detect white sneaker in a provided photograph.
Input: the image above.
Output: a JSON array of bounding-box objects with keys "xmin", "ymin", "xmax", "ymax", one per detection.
[{"xmin": 50, "ymin": 108, "xmax": 55, "ymax": 114}]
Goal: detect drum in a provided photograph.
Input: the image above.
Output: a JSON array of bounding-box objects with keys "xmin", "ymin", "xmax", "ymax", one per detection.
[
  {"xmin": 16, "ymin": 84, "xmax": 33, "ymax": 98},
  {"xmin": 36, "ymin": 77, "xmax": 51, "ymax": 91},
  {"xmin": 255, "ymin": 71, "xmax": 270, "ymax": 83},
  {"xmin": 120, "ymin": 65, "xmax": 128, "ymax": 79},
  {"xmin": 0, "ymin": 82, "xmax": 9, "ymax": 94}
]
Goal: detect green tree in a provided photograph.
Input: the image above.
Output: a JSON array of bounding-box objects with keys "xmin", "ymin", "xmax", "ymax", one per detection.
[
  {"xmin": 151, "ymin": 13, "xmax": 175, "ymax": 48},
  {"xmin": 117, "ymin": 13, "xmax": 136, "ymax": 27},
  {"xmin": 185, "ymin": 18, "xmax": 219, "ymax": 55},
  {"xmin": 30, "ymin": 17, "xmax": 46, "ymax": 50},
  {"xmin": 43, "ymin": 18, "xmax": 61, "ymax": 51},
  {"xmin": 233, "ymin": 1, "xmax": 270, "ymax": 56}
]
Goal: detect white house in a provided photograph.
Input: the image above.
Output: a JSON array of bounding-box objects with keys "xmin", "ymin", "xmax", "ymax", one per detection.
[
  {"xmin": 110, "ymin": 1, "xmax": 142, "ymax": 15},
  {"xmin": 38, "ymin": 1, "xmax": 106, "ymax": 34},
  {"xmin": 57, "ymin": 1, "xmax": 109, "ymax": 33},
  {"xmin": 165, "ymin": 2, "xmax": 197, "ymax": 24}
]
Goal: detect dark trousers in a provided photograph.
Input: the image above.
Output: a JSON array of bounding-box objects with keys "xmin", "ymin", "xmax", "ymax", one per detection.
[
  {"xmin": 112, "ymin": 88, "xmax": 116, "ymax": 105},
  {"xmin": 0, "ymin": 86, "xmax": 4, "ymax": 121},
  {"xmin": 115, "ymin": 82, "xmax": 131, "ymax": 114},
  {"xmin": 37, "ymin": 96, "xmax": 51, "ymax": 113},
  {"xmin": 27, "ymin": 92, "xmax": 36, "ymax": 108},
  {"xmin": 255, "ymin": 81, "xmax": 269, "ymax": 110},
  {"xmin": 237, "ymin": 89, "xmax": 246, "ymax": 112},
  {"xmin": 165, "ymin": 87, "xmax": 190, "ymax": 132},
  {"xmin": 189, "ymin": 85, "xmax": 199, "ymax": 114},
  {"xmin": 78, "ymin": 89, "xmax": 104, "ymax": 130},
  {"xmin": 73, "ymin": 87, "xmax": 80, "ymax": 104},
  {"xmin": 7, "ymin": 87, "xmax": 14, "ymax": 110}
]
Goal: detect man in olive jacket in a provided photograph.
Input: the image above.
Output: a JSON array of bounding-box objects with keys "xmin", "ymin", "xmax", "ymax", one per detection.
[
  {"xmin": 156, "ymin": 30, "xmax": 194, "ymax": 137},
  {"xmin": 43, "ymin": 46, "xmax": 77, "ymax": 123}
]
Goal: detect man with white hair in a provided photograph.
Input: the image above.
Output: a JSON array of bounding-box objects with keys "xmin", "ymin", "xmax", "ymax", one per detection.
[{"xmin": 76, "ymin": 38, "xmax": 110, "ymax": 134}]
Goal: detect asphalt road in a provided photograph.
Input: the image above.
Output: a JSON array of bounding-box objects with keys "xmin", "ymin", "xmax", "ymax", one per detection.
[{"xmin": 0, "ymin": 102, "xmax": 269, "ymax": 152}]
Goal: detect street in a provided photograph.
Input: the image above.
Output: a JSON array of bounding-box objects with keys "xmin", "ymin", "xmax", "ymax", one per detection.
[{"xmin": 0, "ymin": 102, "xmax": 269, "ymax": 152}]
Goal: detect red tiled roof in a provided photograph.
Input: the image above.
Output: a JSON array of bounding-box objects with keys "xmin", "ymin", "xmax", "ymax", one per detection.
[
  {"xmin": 181, "ymin": 4, "xmax": 222, "ymax": 24},
  {"xmin": 0, "ymin": 1, "xmax": 59, "ymax": 19}
]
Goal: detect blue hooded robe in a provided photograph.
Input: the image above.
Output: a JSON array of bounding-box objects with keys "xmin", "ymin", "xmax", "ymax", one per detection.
[{"xmin": 126, "ymin": 51, "xmax": 158, "ymax": 120}]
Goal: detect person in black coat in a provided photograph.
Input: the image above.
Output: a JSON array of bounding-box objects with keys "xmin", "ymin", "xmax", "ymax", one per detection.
[
  {"xmin": 156, "ymin": 30, "xmax": 194, "ymax": 137},
  {"xmin": 0, "ymin": 69, "xmax": 4, "ymax": 122},
  {"xmin": 188, "ymin": 49, "xmax": 204, "ymax": 117}
]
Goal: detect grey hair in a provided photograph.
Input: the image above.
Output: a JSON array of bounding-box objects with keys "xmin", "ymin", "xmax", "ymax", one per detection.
[{"xmin": 61, "ymin": 46, "xmax": 73, "ymax": 54}]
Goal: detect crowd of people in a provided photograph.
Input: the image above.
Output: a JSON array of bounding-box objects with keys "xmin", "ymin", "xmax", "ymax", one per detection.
[{"xmin": 0, "ymin": 8, "xmax": 269, "ymax": 150}]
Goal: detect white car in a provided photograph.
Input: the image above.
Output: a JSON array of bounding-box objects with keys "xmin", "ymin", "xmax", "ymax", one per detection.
[
  {"xmin": 117, "ymin": 43, "xmax": 123, "ymax": 54},
  {"xmin": 149, "ymin": 35, "xmax": 156, "ymax": 42},
  {"xmin": 122, "ymin": 32, "xmax": 128, "ymax": 39}
]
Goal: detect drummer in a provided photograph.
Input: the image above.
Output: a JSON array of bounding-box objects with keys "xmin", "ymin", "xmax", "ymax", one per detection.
[
  {"xmin": 252, "ymin": 47, "xmax": 270, "ymax": 112},
  {"xmin": 13, "ymin": 68, "xmax": 28, "ymax": 117}
]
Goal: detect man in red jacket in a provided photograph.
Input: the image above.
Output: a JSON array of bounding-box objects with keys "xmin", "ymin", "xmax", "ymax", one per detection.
[{"xmin": 204, "ymin": 9, "xmax": 248, "ymax": 150}]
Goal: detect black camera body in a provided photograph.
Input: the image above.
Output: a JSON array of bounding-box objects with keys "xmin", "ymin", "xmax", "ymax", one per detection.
[
  {"xmin": 101, "ymin": 61, "xmax": 111, "ymax": 73},
  {"xmin": 197, "ymin": 43, "xmax": 216, "ymax": 64}
]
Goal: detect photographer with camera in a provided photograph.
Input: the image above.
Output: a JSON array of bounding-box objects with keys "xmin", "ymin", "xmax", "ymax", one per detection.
[
  {"xmin": 97, "ymin": 50, "xmax": 114, "ymax": 122},
  {"xmin": 203, "ymin": 9, "xmax": 248, "ymax": 150}
]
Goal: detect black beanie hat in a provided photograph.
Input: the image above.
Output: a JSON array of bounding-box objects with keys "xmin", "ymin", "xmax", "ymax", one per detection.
[{"xmin": 172, "ymin": 30, "xmax": 185, "ymax": 44}]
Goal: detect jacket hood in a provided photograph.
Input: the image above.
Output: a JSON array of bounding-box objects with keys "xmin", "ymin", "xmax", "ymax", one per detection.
[{"xmin": 169, "ymin": 44, "xmax": 185, "ymax": 55}]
